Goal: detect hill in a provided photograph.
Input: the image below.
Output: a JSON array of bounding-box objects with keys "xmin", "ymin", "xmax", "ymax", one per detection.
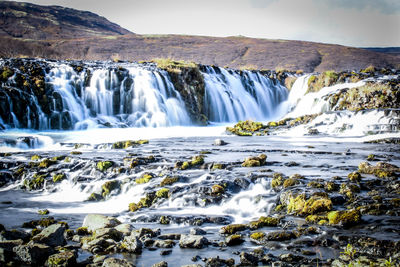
[{"xmin": 0, "ymin": 1, "xmax": 399, "ymax": 72}]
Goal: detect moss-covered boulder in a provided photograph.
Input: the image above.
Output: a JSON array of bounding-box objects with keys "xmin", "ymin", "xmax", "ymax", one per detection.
[
  {"xmin": 220, "ymin": 224, "xmax": 247, "ymax": 235},
  {"xmin": 52, "ymin": 173, "xmax": 66, "ymax": 183},
  {"xmin": 226, "ymin": 120, "xmax": 266, "ymax": 136},
  {"xmin": 348, "ymin": 171, "xmax": 362, "ymax": 182},
  {"xmin": 271, "ymin": 172, "xmax": 284, "ymax": 188},
  {"xmin": 225, "ymin": 234, "xmax": 244, "ymax": 246},
  {"xmin": 242, "ymin": 154, "xmax": 267, "ymax": 167},
  {"xmin": 87, "ymin": 193, "xmax": 103, "ymax": 202},
  {"xmin": 46, "ymin": 250, "xmax": 77, "ymax": 266},
  {"xmin": 101, "ymin": 180, "xmax": 120, "ymax": 197},
  {"xmin": 112, "ymin": 139, "xmax": 149, "ymax": 149},
  {"xmin": 211, "ymin": 184, "xmax": 225, "ymax": 195},
  {"xmin": 160, "ymin": 176, "xmax": 179, "ymax": 186},
  {"xmin": 327, "ymin": 209, "xmax": 361, "ymax": 226},
  {"xmin": 287, "ymin": 194, "xmax": 332, "ymax": 216},
  {"xmin": 136, "ymin": 173, "xmax": 154, "ymax": 184},
  {"xmin": 23, "ymin": 173, "xmax": 46, "ymax": 190},
  {"xmin": 250, "ymin": 231, "xmax": 266, "ymax": 241},
  {"xmin": 156, "ymin": 188, "xmax": 170, "ymax": 198},
  {"xmin": 39, "ymin": 159, "xmax": 56, "ymax": 169},
  {"xmin": 175, "ymin": 155, "xmax": 204, "ymax": 170},
  {"xmin": 249, "ymin": 216, "xmax": 279, "ymax": 229},
  {"xmin": 96, "ymin": 161, "xmax": 113, "ymax": 172}
]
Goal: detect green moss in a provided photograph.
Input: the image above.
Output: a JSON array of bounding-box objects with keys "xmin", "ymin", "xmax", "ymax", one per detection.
[
  {"xmin": 367, "ymin": 154, "xmax": 376, "ymax": 161},
  {"xmin": 39, "ymin": 158, "xmax": 56, "ymax": 168},
  {"xmin": 87, "ymin": 193, "xmax": 103, "ymax": 202},
  {"xmin": 220, "ymin": 224, "xmax": 247, "ymax": 234},
  {"xmin": 160, "ymin": 176, "xmax": 179, "ymax": 186},
  {"xmin": 283, "ymin": 178, "xmax": 298, "ymax": 188},
  {"xmin": 287, "ymin": 194, "xmax": 332, "ymax": 216},
  {"xmin": 38, "ymin": 209, "xmax": 49, "ymax": 215},
  {"xmin": 112, "ymin": 139, "xmax": 149, "ymax": 149},
  {"xmin": 24, "ymin": 173, "xmax": 46, "ymax": 190},
  {"xmin": 159, "ymin": 215, "xmax": 170, "ymax": 224},
  {"xmin": 226, "ymin": 120, "xmax": 266, "ymax": 136},
  {"xmin": 249, "ymin": 216, "xmax": 279, "ymax": 229},
  {"xmin": 31, "ymin": 155, "xmax": 41, "ymax": 161},
  {"xmin": 97, "ymin": 161, "xmax": 113, "ymax": 172},
  {"xmin": 324, "ymin": 181, "xmax": 337, "ymax": 192},
  {"xmin": 152, "ymin": 58, "xmax": 197, "ymax": 73},
  {"xmin": 348, "ymin": 171, "xmax": 362, "ymax": 182},
  {"xmin": 1, "ymin": 67, "xmax": 14, "ymax": 81},
  {"xmin": 271, "ymin": 172, "xmax": 284, "ymax": 188},
  {"xmin": 242, "ymin": 154, "xmax": 267, "ymax": 167},
  {"xmin": 128, "ymin": 202, "xmax": 139, "ymax": 212},
  {"xmin": 374, "ymin": 169, "xmax": 394, "ymax": 178},
  {"xmin": 212, "ymin": 163, "xmax": 225, "ymax": 170},
  {"xmin": 211, "ymin": 184, "xmax": 225, "ymax": 194},
  {"xmin": 327, "ymin": 209, "xmax": 361, "ymax": 226},
  {"xmin": 53, "ymin": 173, "xmax": 66, "ymax": 183},
  {"xmin": 101, "ymin": 180, "xmax": 120, "ymax": 197},
  {"xmin": 70, "ymin": 151, "xmax": 82, "ymax": 155},
  {"xmin": 156, "ymin": 188, "xmax": 170, "ymax": 198},
  {"xmin": 180, "ymin": 161, "xmax": 190, "ymax": 170},
  {"xmin": 339, "ymin": 183, "xmax": 360, "ymax": 198},
  {"xmin": 305, "ymin": 214, "xmax": 327, "ymax": 224},
  {"xmin": 191, "ymin": 155, "xmax": 204, "ymax": 166},
  {"xmin": 31, "ymin": 228, "xmax": 41, "ymax": 236},
  {"xmin": 250, "ymin": 231, "xmax": 265, "ymax": 240},
  {"xmin": 136, "ymin": 173, "xmax": 154, "ymax": 184},
  {"xmin": 307, "ymin": 181, "xmax": 324, "ymax": 188}
]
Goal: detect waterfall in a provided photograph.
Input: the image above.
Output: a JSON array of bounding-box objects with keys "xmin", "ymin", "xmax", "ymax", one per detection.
[
  {"xmin": 0, "ymin": 60, "xmax": 291, "ymax": 130},
  {"xmin": 202, "ymin": 66, "xmax": 288, "ymax": 122}
]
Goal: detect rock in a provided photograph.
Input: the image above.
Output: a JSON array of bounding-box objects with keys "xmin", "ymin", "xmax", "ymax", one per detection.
[
  {"xmin": 31, "ymin": 223, "xmax": 66, "ymax": 247},
  {"xmin": 13, "ymin": 242, "xmax": 54, "ymax": 265},
  {"xmin": 214, "ymin": 139, "xmax": 227, "ymax": 146},
  {"xmin": 348, "ymin": 171, "xmax": 361, "ymax": 182},
  {"xmin": 327, "ymin": 209, "xmax": 361, "ymax": 226},
  {"xmin": 158, "ymin": 233, "xmax": 181, "ymax": 240},
  {"xmin": 249, "ymin": 216, "xmax": 279, "ymax": 229},
  {"xmin": 266, "ymin": 231, "xmax": 296, "ymax": 241},
  {"xmin": 160, "ymin": 249, "xmax": 172, "ymax": 256},
  {"xmin": 179, "ymin": 234, "xmax": 208, "ymax": 249},
  {"xmin": 120, "ymin": 235, "xmax": 142, "ymax": 253},
  {"xmin": 286, "ymin": 193, "xmax": 332, "ymax": 216},
  {"xmin": 102, "ymin": 257, "xmax": 134, "ymax": 267},
  {"xmin": 240, "ymin": 252, "xmax": 259, "ymax": 266},
  {"xmin": 82, "ymin": 214, "xmax": 121, "ymax": 232},
  {"xmin": 242, "ymin": 154, "xmax": 267, "ymax": 167},
  {"xmin": 204, "ymin": 257, "xmax": 235, "ymax": 267},
  {"xmin": 0, "ymin": 229, "xmax": 30, "ymax": 242},
  {"xmin": 114, "ymin": 224, "xmax": 133, "ymax": 236},
  {"xmin": 220, "ymin": 224, "xmax": 247, "ymax": 235},
  {"xmin": 45, "ymin": 250, "xmax": 77, "ymax": 267},
  {"xmin": 190, "ymin": 228, "xmax": 206, "ymax": 235},
  {"xmin": 93, "ymin": 227, "xmax": 123, "ymax": 241},
  {"xmin": 152, "ymin": 260, "xmax": 168, "ymax": 267},
  {"xmin": 225, "ymin": 234, "xmax": 244, "ymax": 246},
  {"xmin": 154, "ymin": 240, "xmax": 176, "ymax": 248}
]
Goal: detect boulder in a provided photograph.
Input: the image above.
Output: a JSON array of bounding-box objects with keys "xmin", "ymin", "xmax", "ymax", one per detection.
[
  {"xmin": 152, "ymin": 261, "xmax": 168, "ymax": 267},
  {"xmin": 120, "ymin": 235, "xmax": 142, "ymax": 254},
  {"xmin": 45, "ymin": 250, "xmax": 77, "ymax": 267},
  {"xmin": 32, "ymin": 223, "xmax": 66, "ymax": 247},
  {"xmin": 179, "ymin": 234, "xmax": 208, "ymax": 249},
  {"xmin": 102, "ymin": 257, "xmax": 134, "ymax": 267},
  {"xmin": 82, "ymin": 214, "xmax": 121, "ymax": 232},
  {"xmin": 13, "ymin": 242, "xmax": 54, "ymax": 265}
]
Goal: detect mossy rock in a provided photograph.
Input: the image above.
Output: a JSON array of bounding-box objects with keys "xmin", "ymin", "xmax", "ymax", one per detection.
[
  {"xmin": 225, "ymin": 234, "xmax": 244, "ymax": 246},
  {"xmin": 339, "ymin": 183, "xmax": 360, "ymax": 198},
  {"xmin": 39, "ymin": 158, "xmax": 56, "ymax": 168},
  {"xmin": 266, "ymin": 230, "xmax": 296, "ymax": 241},
  {"xmin": 70, "ymin": 151, "xmax": 82, "ymax": 155},
  {"xmin": 283, "ymin": 178, "xmax": 299, "ymax": 188},
  {"xmin": 211, "ymin": 163, "xmax": 225, "ymax": 170},
  {"xmin": 287, "ymin": 194, "xmax": 332, "ymax": 216},
  {"xmin": 112, "ymin": 139, "xmax": 149, "ymax": 149},
  {"xmin": 97, "ymin": 161, "xmax": 113, "ymax": 172},
  {"xmin": 38, "ymin": 209, "xmax": 50, "ymax": 215},
  {"xmin": 160, "ymin": 176, "xmax": 179, "ymax": 186},
  {"xmin": 324, "ymin": 181, "xmax": 338, "ymax": 192},
  {"xmin": 46, "ymin": 250, "xmax": 76, "ymax": 266},
  {"xmin": 1, "ymin": 67, "xmax": 14, "ymax": 81},
  {"xmin": 159, "ymin": 215, "xmax": 170, "ymax": 224},
  {"xmin": 305, "ymin": 214, "xmax": 328, "ymax": 224},
  {"xmin": 348, "ymin": 171, "xmax": 362, "ymax": 182},
  {"xmin": 76, "ymin": 227, "xmax": 90, "ymax": 236},
  {"xmin": 249, "ymin": 216, "xmax": 279, "ymax": 229},
  {"xmin": 220, "ymin": 224, "xmax": 247, "ymax": 235},
  {"xmin": 226, "ymin": 120, "xmax": 266, "ymax": 136},
  {"xmin": 211, "ymin": 184, "xmax": 225, "ymax": 194},
  {"xmin": 53, "ymin": 173, "xmax": 66, "ymax": 183},
  {"xmin": 242, "ymin": 154, "xmax": 267, "ymax": 167},
  {"xmin": 87, "ymin": 193, "xmax": 103, "ymax": 202},
  {"xmin": 156, "ymin": 188, "xmax": 170, "ymax": 198},
  {"xmin": 23, "ymin": 173, "xmax": 46, "ymax": 190},
  {"xmin": 191, "ymin": 155, "xmax": 204, "ymax": 166},
  {"xmin": 327, "ymin": 209, "xmax": 361, "ymax": 226},
  {"xmin": 307, "ymin": 181, "xmax": 324, "ymax": 188},
  {"xmin": 136, "ymin": 173, "xmax": 154, "ymax": 184},
  {"xmin": 101, "ymin": 180, "xmax": 120, "ymax": 197},
  {"xmin": 128, "ymin": 202, "xmax": 140, "ymax": 212},
  {"xmin": 250, "ymin": 231, "xmax": 266, "ymax": 241},
  {"xmin": 271, "ymin": 172, "xmax": 284, "ymax": 188},
  {"xmin": 31, "ymin": 155, "xmax": 41, "ymax": 161}
]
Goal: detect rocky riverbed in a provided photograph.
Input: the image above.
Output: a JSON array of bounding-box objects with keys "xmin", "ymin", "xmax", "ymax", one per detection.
[{"xmin": 0, "ymin": 131, "xmax": 399, "ymax": 266}]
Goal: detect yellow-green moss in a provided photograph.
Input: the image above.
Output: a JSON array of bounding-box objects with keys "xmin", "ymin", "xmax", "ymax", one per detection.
[
  {"xmin": 101, "ymin": 180, "xmax": 119, "ymax": 197},
  {"xmin": 160, "ymin": 176, "xmax": 179, "ymax": 186},
  {"xmin": 249, "ymin": 216, "xmax": 279, "ymax": 229},
  {"xmin": 226, "ymin": 120, "xmax": 266, "ymax": 136},
  {"xmin": 136, "ymin": 173, "xmax": 154, "ymax": 184},
  {"xmin": 287, "ymin": 194, "xmax": 332, "ymax": 216},
  {"xmin": 220, "ymin": 224, "xmax": 247, "ymax": 234},
  {"xmin": 348, "ymin": 171, "xmax": 362, "ymax": 182},
  {"xmin": 53, "ymin": 173, "xmax": 66, "ymax": 183},
  {"xmin": 327, "ymin": 209, "xmax": 361, "ymax": 226},
  {"xmin": 38, "ymin": 209, "xmax": 50, "ymax": 215},
  {"xmin": 31, "ymin": 155, "xmax": 41, "ymax": 161},
  {"xmin": 283, "ymin": 178, "xmax": 298, "ymax": 188},
  {"xmin": 271, "ymin": 172, "xmax": 284, "ymax": 188},
  {"xmin": 39, "ymin": 158, "xmax": 56, "ymax": 168},
  {"xmin": 112, "ymin": 139, "xmax": 149, "ymax": 149},
  {"xmin": 156, "ymin": 188, "xmax": 170, "ymax": 198},
  {"xmin": 97, "ymin": 161, "xmax": 113, "ymax": 172},
  {"xmin": 242, "ymin": 154, "xmax": 267, "ymax": 167},
  {"xmin": 211, "ymin": 184, "xmax": 225, "ymax": 194},
  {"xmin": 250, "ymin": 231, "xmax": 265, "ymax": 240},
  {"xmin": 76, "ymin": 227, "xmax": 90, "ymax": 235}
]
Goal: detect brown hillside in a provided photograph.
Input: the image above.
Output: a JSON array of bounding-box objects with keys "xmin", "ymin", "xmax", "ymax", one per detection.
[{"xmin": 0, "ymin": 1, "xmax": 399, "ymax": 72}]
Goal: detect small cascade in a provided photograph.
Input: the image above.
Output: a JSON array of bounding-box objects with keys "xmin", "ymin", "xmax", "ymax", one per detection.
[{"xmin": 202, "ymin": 66, "xmax": 288, "ymax": 122}]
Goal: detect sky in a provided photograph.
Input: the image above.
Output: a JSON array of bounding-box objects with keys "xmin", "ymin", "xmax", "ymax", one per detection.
[{"xmin": 8, "ymin": 0, "xmax": 400, "ymax": 47}]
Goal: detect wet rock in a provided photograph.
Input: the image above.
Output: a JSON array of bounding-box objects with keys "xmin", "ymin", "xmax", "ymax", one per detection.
[
  {"xmin": 179, "ymin": 234, "xmax": 208, "ymax": 249},
  {"xmin": 214, "ymin": 139, "xmax": 227, "ymax": 146},
  {"xmin": 220, "ymin": 224, "xmax": 247, "ymax": 235},
  {"xmin": 120, "ymin": 234, "xmax": 143, "ymax": 253},
  {"xmin": 204, "ymin": 256, "xmax": 235, "ymax": 267},
  {"xmin": 45, "ymin": 250, "xmax": 77, "ymax": 267},
  {"xmin": 348, "ymin": 171, "xmax": 362, "ymax": 182},
  {"xmin": 239, "ymin": 252, "xmax": 259, "ymax": 266},
  {"xmin": 114, "ymin": 224, "xmax": 133, "ymax": 236},
  {"xmin": 160, "ymin": 249, "xmax": 172, "ymax": 256},
  {"xmin": 242, "ymin": 154, "xmax": 267, "ymax": 167},
  {"xmin": 190, "ymin": 228, "xmax": 206, "ymax": 235},
  {"xmin": 0, "ymin": 229, "xmax": 30, "ymax": 242},
  {"xmin": 93, "ymin": 227, "xmax": 123, "ymax": 241},
  {"xmin": 154, "ymin": 240, "xmax": 176, "ymax": 248},
  {"xmin": 279, "ymin": 253, "xmax": 304, "ymax": 262},
  {"xmin": 225, "ymin": 234, "xmax": 244, "ymax": 246},
  {"xmin": 248, "ymin": 216, "xmax": 279, "ymax": 229},
  {"xmin": 82, "ymin": 214, "xmax": 121, "ymax": 232},
  {"xmin": 266, "ymin": 230, "xmax": 296, "ymax": 241},
  {"xmin": 13, "ymin": 242, "xmax": 54, "ymax": 265},
  {"xmin": 327, "ymin": 210, "xmax": 361, "ymax": 226},
  {"xmin": 158, "ymin": 233, "xmax": 181, "ymax": 240},
  {"xmin": 286, "ymin": 193, "xmax": 332, "ymax": 216},
  {"xmin": 102, "ymin": 257, "xmax": 134, "ymax": 267},
  {"xmin": 31, "ymin": 223, "xmax": 66, "ymax": 247},
  {"xmin": 152, "ymin": 261, "xmax": 168, "ymax": 267}
]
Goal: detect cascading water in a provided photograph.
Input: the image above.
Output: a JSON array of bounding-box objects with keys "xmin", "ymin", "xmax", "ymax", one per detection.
[
  {"xmin": 0, "ymin": 60, "xmax": 291, "ymax": 130},
  {"xmin": 202, "ymin": 66, "xmax": 288, "ymax": 122}
]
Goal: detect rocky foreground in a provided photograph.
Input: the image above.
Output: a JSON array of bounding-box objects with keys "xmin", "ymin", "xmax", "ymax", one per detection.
[{"xmin": 0, "ymin": 133, "xmax": 399, "ymax": 266}]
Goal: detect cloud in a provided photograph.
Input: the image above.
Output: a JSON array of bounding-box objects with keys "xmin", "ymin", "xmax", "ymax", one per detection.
[
  {"xmin": 317, "ymin": 0, "xmax": 400, "ymax": 15},
  {"xmin": 250, "ymin": 0, "xmax": 278, "ymax": 8}
]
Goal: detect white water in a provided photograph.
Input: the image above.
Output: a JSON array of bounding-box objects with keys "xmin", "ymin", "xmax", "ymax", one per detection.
[{"xmin": 203, "ymin": 66, "xmax": 288, "ymax": 122}]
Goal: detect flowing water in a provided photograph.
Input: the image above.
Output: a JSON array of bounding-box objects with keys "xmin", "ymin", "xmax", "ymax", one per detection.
[{"xmin": 0, "ymin": 60, "xmax": 399, "ymax": 266}]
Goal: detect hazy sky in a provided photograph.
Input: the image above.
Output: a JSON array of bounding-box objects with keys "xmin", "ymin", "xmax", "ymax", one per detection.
[{"xmin": 9, "ymin": 0, "xmax": 400, "ymax": 47}]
